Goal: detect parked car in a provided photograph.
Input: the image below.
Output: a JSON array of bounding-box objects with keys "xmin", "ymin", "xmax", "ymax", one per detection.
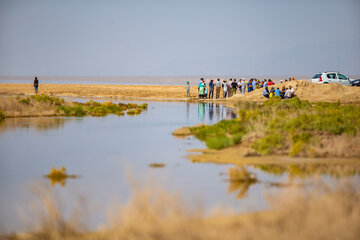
[
  {"xmin": 311, "ymin": 72, "xmax": 353, "ymax": 86},
  {"xmin": 350, "ymin": 79, "xmax": 360, "ymax": 86}
]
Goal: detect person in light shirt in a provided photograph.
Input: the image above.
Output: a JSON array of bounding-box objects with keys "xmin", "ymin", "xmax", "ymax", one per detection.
[
  {"xmin": 284, "ymin": 87, "xmax": 292, "ymax": 99},
  {"xmin": 290, "ymin": 85, "xmax": 295, "ymax": 97}
]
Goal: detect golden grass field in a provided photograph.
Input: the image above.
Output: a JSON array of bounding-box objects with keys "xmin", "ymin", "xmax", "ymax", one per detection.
[{"xmin": 0, "ymin": 83, "xmax": 199, "ymax": 100}]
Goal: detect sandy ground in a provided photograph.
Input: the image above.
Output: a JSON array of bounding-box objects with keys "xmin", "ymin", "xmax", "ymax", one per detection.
[
  {"xmin": 230, "ymin": 80, "xmax": 360, "ymax": 103},
  {"xmin": 0, "ymin": 83, "xmax": 202, "ymax": 100},
  {"xmin": 1, "ymin": 80, "xmax": 360, "ymax": 103}
]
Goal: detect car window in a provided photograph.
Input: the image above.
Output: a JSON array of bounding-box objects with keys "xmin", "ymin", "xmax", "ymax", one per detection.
[
  {"xmin": 312, "ymin": 74, "xmax": 321, "ymax": 79},
  {"xmin": 338, "ymin": 74, "xmax": 348, "ymax": 80},
  {"xmin": 327, "ymin": 73, "xmax": 337, "ymax": 79}
]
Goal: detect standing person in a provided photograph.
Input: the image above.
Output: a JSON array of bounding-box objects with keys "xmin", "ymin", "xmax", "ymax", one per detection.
[
  {"xmin": 208, "ymin": 80, "xmax": 214, "ymax": 99},
  {"xmin": 186, "ymin": 81, "xmax": 190, "ymax": 98},
  {"xmin": 241, "ymin": 78, "xmax": 246, "ymax": 94},
  {"xmin": 198, "ymin": 80, "xmax": 205, "ymax": 99},
  {"xmin": 204, "ymin": 81, "xmax": 208, "ymax": 98},
  {"xmin": 198, "ymin": 78, "xmax": 204, "ymax": 96},
  {"xmin": 252, "ymin": 79, "xmax": 256, "ymax": 91},
  {"xmin": 264, "ymin": 79, "xmax": 268, "ymax": 87},
  {"xmin": 248, "ymin": 79, "xmax": 253, "ymax": 92},
  {"xmin": 231, "ymin": 79, "xmax": 237, "ymax": 95},
  {"xmin": 227, "ymin": 79, "xmax": 232, "ymax": 97},
  {"xmin": 34, "ymin": 77, "xmax": 39, "ymax": 94},
  {"xmin": 215, "ymin": 78, "xmax": 221, "ymax": 99},
  {"xmin": 223, "ymin": 80, "xmax": 228, "ymax": 98}
]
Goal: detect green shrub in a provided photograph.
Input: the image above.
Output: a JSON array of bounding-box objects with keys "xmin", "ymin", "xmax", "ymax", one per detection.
[
  {"xmin": 127, "ymin": 108, "xmax": 142, "ymax": 115},
  {"xmin": 31, "ymin": 94, "xmax": 64, "ymax": 105},
  {"xmin": 0, "ymin": 109, "xmax": 5, "ymax": 120},
  {"xmin": 127, "ymin": 103, "xmax": 138, "ymax": 109},
  {"xmin": 57, "ymin": 106, "xmax": 72, "ymax": 116},
  {"xmin": 251, "ymin": 133, "xmax": 285, "ymax": 155},
  {"xmin": 90, "ymin": 106, "xmax": 110, "ymax": 116},
  {"xmin": 139, "ymin": 103, "xmax": 148, "ymax": 109},
  {"xmin": 73, "ymin": 105, "xmax": 86, "ymax": 116},
  {"xmin": 18, "ymin": 98, "xmax": 30, "ymax": 105}
]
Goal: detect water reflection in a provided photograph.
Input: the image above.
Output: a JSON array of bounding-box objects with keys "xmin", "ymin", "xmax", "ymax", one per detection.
[
  {"xmin": 197, "ymin": 103, "xmax": 236, "ymax": 123},
  {"xmin": 225, "ymin": 163, "xmax": 360, "ymax": 199},
  {"xmin": 0, "ymin": 117, "xmax": 72, "ymax": 133},
  {"xmin": 255, "ymin": 163, "xmax": 360, "ymax": 178},
  {"xmin": 226, "ymin": 167, "xmax": 258, "ymax": 199},
  {"xmin": 209, "ymin": 103, "xmax": 214, "ymax": 121},
  {"xmin": 44, "ymin": 167, "xmax": 79, "ymax": 187},
  {"xmin": 198, "ymin": 103, "xmax": 205, "ymax": 122}
]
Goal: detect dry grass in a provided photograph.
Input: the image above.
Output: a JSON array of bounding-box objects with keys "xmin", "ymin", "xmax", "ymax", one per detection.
[
  {"xmin": 4, "ymin": 180, "xmax": 360, "ymax": 240},
  {"xmin": 0, "ymin": 83, "xmax": 201, "ymax": 100},
  {"xmin": 0, "ymin": 96, "xmax": 58, "ymax": 117}
]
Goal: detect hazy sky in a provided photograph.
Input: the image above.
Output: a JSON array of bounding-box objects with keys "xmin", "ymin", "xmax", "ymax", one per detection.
[{"xmin": 0, "ymin": 0, "xmax": 359, "ymax": 77}]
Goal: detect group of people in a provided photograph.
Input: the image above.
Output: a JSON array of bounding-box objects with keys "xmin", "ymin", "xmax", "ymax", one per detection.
[
  {"xmin": 186, "ymin": 77, "xmax": 296, "ymax": 99},
  {"xmin": 262, "ymin": 86, "xmax": 295, "ymax": 99}
]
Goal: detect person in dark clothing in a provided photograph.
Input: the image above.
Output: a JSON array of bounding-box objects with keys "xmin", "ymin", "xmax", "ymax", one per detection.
[
  {"xmin": 34, "ymin": 77, "xmax": 39, "ymax": 94},
  {"xmin": 231, "ymin": 80, "xmax": 238, "ymax": 95},
  {"xmin": 263, "ymin": 87, "xmax": 270, "ymax": 98},
  {"xmin": 280, "ymin": 86, "xmax": 286, "ymax": 99},
  {"xmin": 208, "ymin": 80, "xmax": 214, "ymax": 99}
]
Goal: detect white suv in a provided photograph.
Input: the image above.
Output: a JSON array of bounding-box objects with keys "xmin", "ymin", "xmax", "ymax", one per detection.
[{"xmin": 312, "ymin": 72, "xmax": 352, "ymax": 86}]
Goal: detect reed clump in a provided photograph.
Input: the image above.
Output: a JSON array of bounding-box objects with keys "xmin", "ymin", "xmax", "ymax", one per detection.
[{"xmin": 189, "ymin": 97, "xmax": 360, "ymax": 157}]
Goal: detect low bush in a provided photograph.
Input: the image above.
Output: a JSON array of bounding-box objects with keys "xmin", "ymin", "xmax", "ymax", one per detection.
[
  {"xmin": 190, "ymin": 98, "xmax": 360, "ymax": 156},
  {"xmin": 18, "ymin": 97, "xmax": 30, "ymax": 105},
  {"xmin": 0, "ymin": 109, "xmax": 5, "ymax": 120},
  {"xmin": 31, "ymin": 94, "xmax": 64, "ymax": 106}
]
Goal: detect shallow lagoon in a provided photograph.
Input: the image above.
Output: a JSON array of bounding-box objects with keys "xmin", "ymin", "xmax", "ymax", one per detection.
[{"xmin": 0, "ymin": 101, "xmax": 357, "ymax": 233}]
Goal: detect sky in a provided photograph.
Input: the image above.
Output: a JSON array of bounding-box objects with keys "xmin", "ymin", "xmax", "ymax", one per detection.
[{"xmin": 0, "ymin": 0, "xmax": 359, "ymax": 77}]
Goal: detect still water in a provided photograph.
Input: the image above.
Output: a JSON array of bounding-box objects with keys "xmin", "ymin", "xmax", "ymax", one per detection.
[{"xmin": 0, "ymin": 101, "xmax": 355, "ymax": 233}]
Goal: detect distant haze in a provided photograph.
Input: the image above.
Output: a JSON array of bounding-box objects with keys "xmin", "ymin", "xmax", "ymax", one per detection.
[{"xmin": 0, "ymin": 0, "xmax": 359, "ymax": 78}]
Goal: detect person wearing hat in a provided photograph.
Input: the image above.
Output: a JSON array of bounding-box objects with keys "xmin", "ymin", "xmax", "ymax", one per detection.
[{"xmin": 186, "ymin": 81, "xmax": 190, "ymax": 98}]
